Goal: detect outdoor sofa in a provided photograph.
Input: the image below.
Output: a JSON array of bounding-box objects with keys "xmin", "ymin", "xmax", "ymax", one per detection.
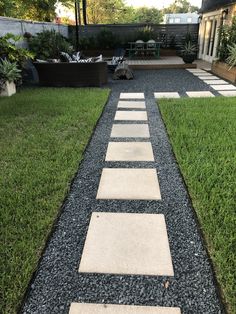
[{"xmin": 34, "ymin": 61, "xmax": 108, "ymax": 87}]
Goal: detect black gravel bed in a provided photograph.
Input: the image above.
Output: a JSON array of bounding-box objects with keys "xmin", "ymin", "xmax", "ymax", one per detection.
[{"xmin": 22, "ymin": 70, "xmax": 225, "ymax": 314}]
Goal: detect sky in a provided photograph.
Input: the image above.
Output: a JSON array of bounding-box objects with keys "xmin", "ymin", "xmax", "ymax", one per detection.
[{"xmin": 125, "ymin": 0, "xmax": 202, "ymax": 9}]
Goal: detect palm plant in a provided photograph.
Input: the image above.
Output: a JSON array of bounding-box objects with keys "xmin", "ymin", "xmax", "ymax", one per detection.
[{"xmin": 226, "ymin": 43, "xmax": 236, "ymax": 69}]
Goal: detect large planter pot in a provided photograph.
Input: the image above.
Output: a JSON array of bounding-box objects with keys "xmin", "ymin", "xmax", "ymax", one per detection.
[
  {"xmin": 212, "ymin": 61, "xmax": 236, "ymax": 83},
  {"xmin": 0, "ymin": 81, "xmax": 16, "ymax": 97},
  {"xmin": 34, "ymin": 62, "xmax": 108, "ymax": 87},
  {"xmin": 182, "ymin": 54, "xmax": 195, "ymax": 64}
]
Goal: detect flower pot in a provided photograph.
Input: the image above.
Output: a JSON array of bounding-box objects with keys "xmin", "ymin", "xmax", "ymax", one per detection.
[
  {"xmin": 0, "ymin": 81, "xmax": 16, "ymax": 97},
  {"xmin": 182, "ymin": 54, "xmax": 195, "ymax": 64}
]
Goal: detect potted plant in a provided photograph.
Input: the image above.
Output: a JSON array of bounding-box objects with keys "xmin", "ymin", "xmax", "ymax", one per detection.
[
  {"xmin": 181, "ymin": 41, "xmax": 197, "ymax": 64},
  {"xmin": 0, "ymin": 59, "xmax": 21, "ymax": 97}
]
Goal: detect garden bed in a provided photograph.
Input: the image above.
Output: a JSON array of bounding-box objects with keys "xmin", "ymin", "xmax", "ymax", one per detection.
[{"xmin": 212, "ymin": 61, "xmax": 236, "ymax": 83}]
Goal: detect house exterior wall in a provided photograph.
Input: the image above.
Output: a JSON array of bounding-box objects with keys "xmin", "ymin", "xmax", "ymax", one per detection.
[
  {"xmin": 163, "ymin": 13, "xmax": 199, "ymax": 24},
  {"xmin": 201, "ymin": 0, "xmax": 236, "ymax": 12},
  {"xmin": 198, "ymin": 1, "xmax": 236, "ymax": 62}
]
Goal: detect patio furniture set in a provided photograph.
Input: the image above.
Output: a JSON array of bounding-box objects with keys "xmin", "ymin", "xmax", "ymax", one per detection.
[
  {"xmin": 127, "ymin": 40, "xmax": 161, "ymax": 59},
  {"xmin": 34, "ymin": 41, "xmax": 160, "ymax": 87}
]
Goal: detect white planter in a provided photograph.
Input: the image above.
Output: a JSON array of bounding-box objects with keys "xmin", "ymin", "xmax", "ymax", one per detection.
[{"xmin": 0, "ymin": 81, "xmax": 16, "ymax": 97}]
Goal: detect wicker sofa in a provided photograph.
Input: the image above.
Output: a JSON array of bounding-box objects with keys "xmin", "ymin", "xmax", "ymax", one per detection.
[{"xmin": 34, "ymin": 62, "xmax": 108, "ymax": 87}]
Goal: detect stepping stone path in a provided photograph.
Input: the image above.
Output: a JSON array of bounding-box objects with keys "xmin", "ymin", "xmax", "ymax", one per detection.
[
  {"xmin": 73, "ymin": 92, "xmax": 177, "ymax": 312},
  {"xmin": 22, "ymin": 71, "xmax": 224, "ymax": 314},
  {"xmin": 154, "ymin": 69, "xmax": 236, "ymax": 98}
]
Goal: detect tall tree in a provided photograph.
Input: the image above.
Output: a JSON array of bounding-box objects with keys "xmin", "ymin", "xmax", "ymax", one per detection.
[
  {"xmin": 133, "ymin": 7, "xmax": 163, "ymax": 24},
  {"xmin": 0, "ymin": 0, "xmax": 73, "ymax": 22},
  {"xmin": 163, "ymin": 0, "xmax": 199, "ymax": 14}
]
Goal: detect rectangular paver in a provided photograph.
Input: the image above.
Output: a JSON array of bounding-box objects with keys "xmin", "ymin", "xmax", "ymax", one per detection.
[
  {"xmin": 118, "ymin": 101, "xmax": 146, "ymax": 109},
  {"xmin": 186, "ymin": 91, "xmax": 215, "ymax": 98},
  {"xmin": 210, "ymin": 84, "xmax": 236, "ymax": 91},
  {"xmin": 187, "ymin": 69, "xmax": 206, "ymax": 73},
  {"xmin": 69, "ymin": 303, "xmax": 181, "ymax": 314},
  {"xmin": 192, "ymin": 72, "xmax": 212, "ymax": 76},
  {"xmin": 203, "ymin": 80, "xmax": 228, "ymax": 85},
  {"xmin": 154, "ymin": 92, "xmax": 180, "ymax": 99},
  {"xmin": 218, "ymin": 90, "xmax": 236, "ymax": 96},
  {"xmin": 114, "ymin": 111, "xmax": 148, "ymax": 121},
  {"xmin": 120, "ymin": 93, "xmax": 145, "ymax": 99},
  {"xmin": 79, "ymin": 212, "xmax": 173, "ymax": 276},
  {"xmin": 111, "ymin": 124, "xmax": 150, "ymax": 138},
  {"xmin": 96, "ymin": 168, "xmax": 161, "ymax": 200},
  {"xmin": 105, "ymin": 142, "xmax": 154, "ymax": 161},
  {"xmin": 198, "ymin": 75, "xmax": 219, "ymax": 80}
]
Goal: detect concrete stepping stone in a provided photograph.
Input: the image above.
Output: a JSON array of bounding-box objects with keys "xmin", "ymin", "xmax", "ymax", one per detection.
[
  {"xmin": 114, "ymin": 111, "xmax": 148, "ymax": 121},
  {"xmin": 187, "ymin": 69, "xmax": 206, "ymax": 73},
  {"xmin": 120, "ymin": 93, "xmax": 145, "ymax": 99},
  {"xmin": 218, "ymin": 90, "xmax": 236, "ymax": 96},
  {"xmin": 69, "ymin": 303, "xmax": 181, "ymax": 313},
  {"xmin": 118, "ymin": 101, "xmax": 146, "ymax": 109},
  {"xmin": 210, "ymin": 84, "xmax": 236, "ymax": 91},
  {"xmin": 198, "ymin": 75, "xmax": 219, "ymax": 80},
  {"xmin": 96, "ymin": 168, "xmax": 161, "ymax": 200},
  {"xmin": 79, "ymin": 213, "xmax": 173, "ymax": 276},
  {"xmin": 105, "ymin": 142, "xmax": 154, "ymax": 161},
  {"xmin": 192, "ymin": 72, "xmax": 212, "ymax": 76},
  {"xmin": 111, "ymin": 124, "xmax": 150, "ymax": 138},
  {"xmin": 154, "ymin": 92, "xmax": 180, "ymax": 99},
  {"xmin": 186, "ymin": 91, "xmax": 215, "ymax": 98},
  {"xmin": 203, "ymin": 79, "xmax": 228, "ymax": 85}
]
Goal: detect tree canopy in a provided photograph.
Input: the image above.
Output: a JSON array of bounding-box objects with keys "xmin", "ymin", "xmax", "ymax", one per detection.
[{"xmin": 0, "ymin": 0, "xmax": 198, "ymax": 23}]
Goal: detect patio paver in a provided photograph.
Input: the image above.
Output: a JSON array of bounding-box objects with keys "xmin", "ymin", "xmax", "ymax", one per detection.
[
  {"xmin": 96, "ymin": 168, "xmax": 161, "ymax": 200},
  {"xmin": 120, "ymin": 93, "xmax": 145, "ymax": 99},
  {"xmin": 154, "ymin": 92, "xmax": 180, "ymax": 99},
  {"xmin": 105, "ymin": 142, "xmax": 154, "ymax": 161},
  {"xmin": 218, "ymin": 90, "xmax": 236, "ymax": 96},
  {"xmin": 198, "ymin": 75, "xmax": 220, "ymax": 80},
  {"xmin": 111, "ymin": 124, "xmax": 150, "ymax": 138},
  {"xmin": 114, "ymin": 111, "xmax": 147, "ymax": 121},
  {"xmin": 186, "ymin": 91, "xmax": 215, "ymax": 98},
  {"xmin": 117, "ymin": 101, "xmax": 146, "ymax": 109},
  {"xmin": 203, "ymin": 80, "xmax": 228, "ymax": 85},
  {"xmin": 79, "ymin": 213, "xmax": 173, "ymax": 275},
  {"xmin": 210, "ymin": 84, "xmax": 236, "ymax": 91},
  {"xmin": 69, "ymin": 303, "xmax": 181, "ymax": 314}
]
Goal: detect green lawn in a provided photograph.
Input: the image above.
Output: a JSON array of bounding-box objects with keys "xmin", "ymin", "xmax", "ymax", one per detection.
[
  {"xmin": 159, "ymin": 97, "xmax": 236, "ymax": 314},
  {"xmin": 0, "ymin": 87, "xmax": 110, "ymax": 314}
]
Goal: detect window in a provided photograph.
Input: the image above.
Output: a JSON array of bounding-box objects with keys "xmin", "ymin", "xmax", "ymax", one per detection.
[
  {"xmin": 175, "ymin": 18, "xmax": 181, "ymax": 23},
  {"xmin": 187, "ymin": 17, "xmax": 192, "ymax": 23},
  {"xmin": 169, "ymin": 18, "xmax": 174, "ymax": 23}
]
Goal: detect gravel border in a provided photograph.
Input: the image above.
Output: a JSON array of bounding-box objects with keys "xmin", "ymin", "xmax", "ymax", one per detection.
[{"xmin": 21, "ymin": 70, "xmax": 225, "ymax": 314}]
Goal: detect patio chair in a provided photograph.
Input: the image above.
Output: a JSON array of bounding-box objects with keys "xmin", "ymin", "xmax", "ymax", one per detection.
[
  {"xmin": 135, "ymin": 40, "xmax": 145, "ymax": 57},
  {"xmin": 146, "ymin": 40, "xmax": 156, "ymax": 56}
]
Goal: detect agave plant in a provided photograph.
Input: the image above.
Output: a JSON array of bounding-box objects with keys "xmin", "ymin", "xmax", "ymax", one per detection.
[
  {"xmin": 226, "ymin": 43, "xmax": 236, "ymax": 69},
  {"xmin": 181, "ymin": 41, "xmax": 197, "ymax": 55},
  {"xmin": 0, "ymin": 59, "xmax": 21, "ymax": 83}
]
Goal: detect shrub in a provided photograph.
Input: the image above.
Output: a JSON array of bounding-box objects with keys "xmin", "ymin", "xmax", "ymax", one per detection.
[
  {"xmin": 218, "ymin": 17, "xmax": 236, "ymax": 62},
  {"xmin": 28, "ymin": 30, "xmax": 73, "ymax": 60},
  {"xmin": 0, "ymin": 33, "xmax": 34, "ymax": 66},
  {"xmin": 226, "ymin": 43, "xmax": 236, "ymax": 69},
  {"xmin": 96, "ymin": 28, "xmax": 119, "ymax": 49},
  {"xmin": 136, "ymin": 26, "xmax": 155, "ymax": 41}
]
